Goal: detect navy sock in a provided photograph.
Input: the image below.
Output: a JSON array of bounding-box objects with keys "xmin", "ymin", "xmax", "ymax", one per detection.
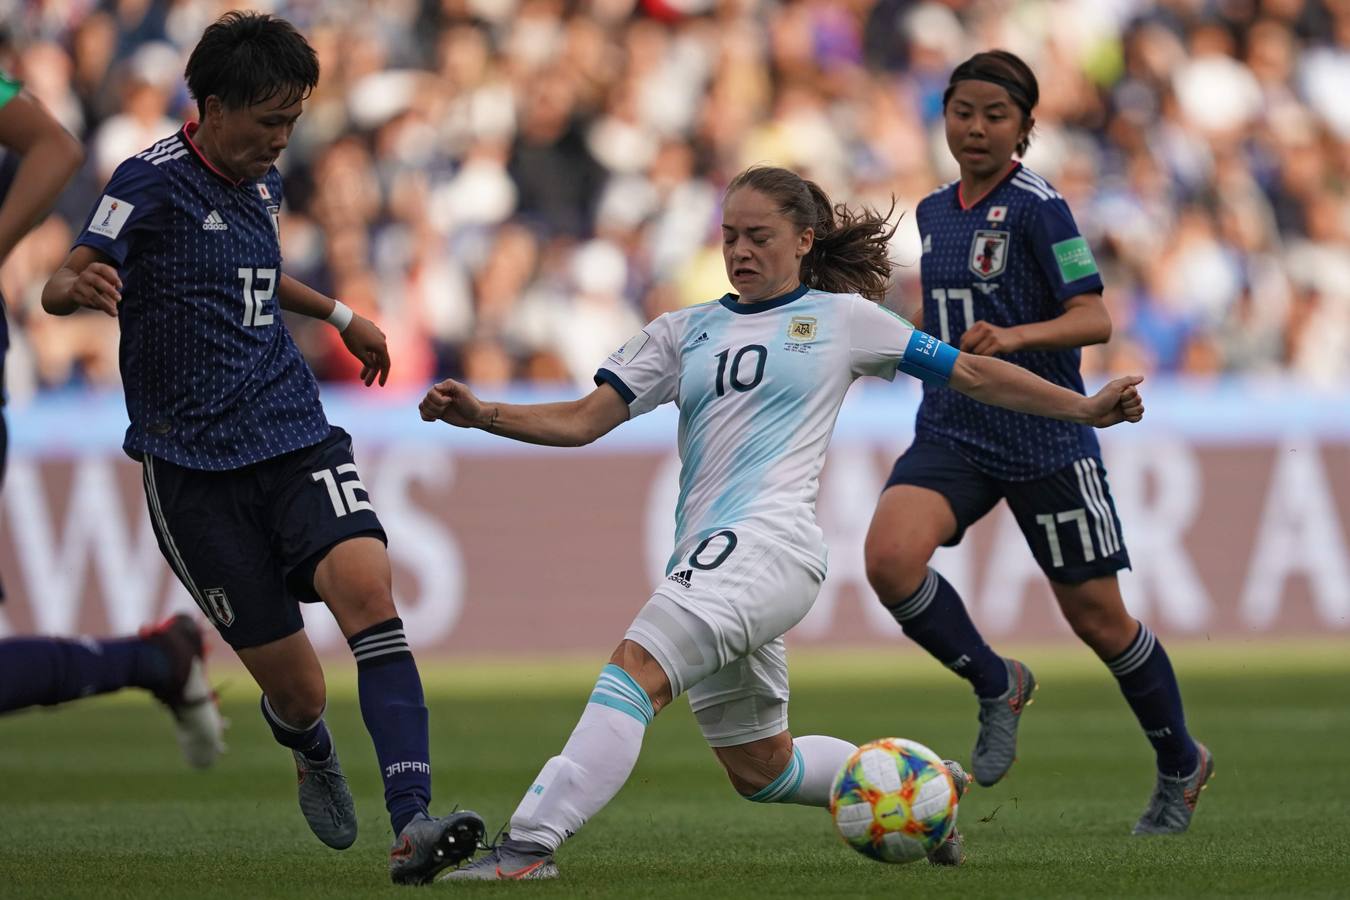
[
  {"xmin": 1107, "ymin": 622, "xmax": 1198, "ymax": 777},
  {"xmin": 0, "ymin": 635, "xmax": 169, "ymax": 713},
  {"xmin": 889, "ymin": 568, "xmax": 1008, "ymax": 699},
  {"xmin": 259, "ymin": 694, "xmax": 334, "ymax": 763},
  {"xmin": 349, "ymin": 617, "xmax": 430, "ymax": 835}
]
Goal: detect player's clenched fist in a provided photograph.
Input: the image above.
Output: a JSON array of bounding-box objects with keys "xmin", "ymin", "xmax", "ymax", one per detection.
[
  {"xmin": 1083, "ymin": 374, "xmax": 1145, "ymax": 428},
  {"xmin": 419, "ymin": 378, "xmax": 488, "ymax": 429}
]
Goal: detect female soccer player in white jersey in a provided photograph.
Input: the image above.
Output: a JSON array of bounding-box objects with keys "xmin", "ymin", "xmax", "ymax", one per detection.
[
  {"xmin": 863, "ymin": 50, "xmax": 1211, "ymax": 835},
  {"xmin": 420, "ymin": 165, "xmax": 1144, "ymax": 880}
]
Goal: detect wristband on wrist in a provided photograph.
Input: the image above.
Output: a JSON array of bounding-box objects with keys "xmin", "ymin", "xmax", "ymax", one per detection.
[{"xmin": 326, "ymin": 300, "xmax": 354, "ymax": 332}]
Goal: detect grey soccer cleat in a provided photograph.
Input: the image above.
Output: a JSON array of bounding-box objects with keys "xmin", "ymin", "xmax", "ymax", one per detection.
[
  {"xmin": 141, "ymin": 613, "xmax": 227, "ymax": 769},
  {"xmin": 972, "ymin": 658, "xmax": 1037, "ymax": 787},
  {"xmin": 293, "ymin": 748, "xmax": 358, "ymax": 849},
  {"xmin": 389, "ymin": 810, "xmax": 487, "ymax": 884},
  {"xmin": 1132, "ymin": 742, "xmax": 1215, "ymax": 835},
  {"xmin": 927, "ymin": 759, "xmax": 971, "ymax": 867},
  {"xmin": 437, "ymin": 834, "xmax": 558, "ymax": 882}
]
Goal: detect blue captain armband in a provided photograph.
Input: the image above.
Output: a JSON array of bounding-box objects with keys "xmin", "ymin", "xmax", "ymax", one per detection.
[{"xmin": 898, "ymin": 330, "xmax": 959, "ymax": 385}]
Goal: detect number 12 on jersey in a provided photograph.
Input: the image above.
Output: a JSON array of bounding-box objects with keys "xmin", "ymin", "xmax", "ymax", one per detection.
[
  {"xmin": 932, "ymin": 288, "xmax": 973, "ymax": 344},
  {"xmin": 239, "ymin": 267, "xmax": 276, "ymax": 327}
]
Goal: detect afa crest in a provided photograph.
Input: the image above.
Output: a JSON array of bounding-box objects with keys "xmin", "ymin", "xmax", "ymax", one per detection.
[
  {"xmin": 969, "ymin": 230, "xmax": 1009, "ymax": 279},
  {"xmin": 787, "ymin": 315, "xmax": 818, "ymax": 342}
]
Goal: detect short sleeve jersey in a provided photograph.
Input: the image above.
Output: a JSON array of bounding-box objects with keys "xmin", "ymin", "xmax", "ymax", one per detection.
[
  {"xmin": 596, "ymin": 285, "xmax": 935, "ymax": 574},
  {"xmin": 915, "ymin": 163, "xmax": 1104, "ymax": 480},
  {"xmin": 0, "ymin": 71, "xmax": 23, "ymax": 355},
  {"xmin": 73, "ymin": 124, "xmax": 329, "ymax": 470}
]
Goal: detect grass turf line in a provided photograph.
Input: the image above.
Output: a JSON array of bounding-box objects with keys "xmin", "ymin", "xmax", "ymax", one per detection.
[{"xmin": 1, "ymin": 642, "xmax": 1346, "ymax": 899}]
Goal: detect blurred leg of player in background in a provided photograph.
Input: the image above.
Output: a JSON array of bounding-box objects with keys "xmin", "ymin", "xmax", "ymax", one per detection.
[{"xmin": 0, "ymin": 613, "xmax": 224, "ymax": 768}]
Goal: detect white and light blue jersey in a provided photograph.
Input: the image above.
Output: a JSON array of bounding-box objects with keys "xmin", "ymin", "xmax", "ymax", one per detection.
[{"xmin": 596, "ymin": 284, "xmax": 947, "ymax": 575}]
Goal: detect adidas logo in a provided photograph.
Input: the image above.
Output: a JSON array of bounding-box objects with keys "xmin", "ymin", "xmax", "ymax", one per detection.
[
  {"xmin": 202, "ymin": 209, "xmax": 228, "ymax": 231},
  {"xmin": 689, "ymin": 332, "xmax": 709, "ymax": 347},
  {"xmin": 667, "ymin": 568, "xmax": 693, "ymax": 588}
]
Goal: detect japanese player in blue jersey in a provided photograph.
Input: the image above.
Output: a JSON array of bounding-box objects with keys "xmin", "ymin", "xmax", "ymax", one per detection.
[
  {"xmin": 417, "ymin": 165, "xmax": 1144, "ymax": 880},
  {"xmin": 0, "ymin": 73, "xmax": 226, "ymax": 768},
  {"xmin": 864, "ymin": 51, "xmax": 1212, "ymax": 835},
  {"xmin": 40, "ymin": 13, "xmax": 482, "ymax": 883}
]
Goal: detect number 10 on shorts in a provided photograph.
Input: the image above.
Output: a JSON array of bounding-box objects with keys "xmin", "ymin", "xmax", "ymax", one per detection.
[{"xmin": 312, "ymin": 464, "xmax": 373, "ymax": 517}]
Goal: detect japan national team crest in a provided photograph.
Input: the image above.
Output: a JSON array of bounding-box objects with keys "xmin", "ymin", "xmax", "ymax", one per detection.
[
  {"xmin": 203, "ymin": 587, "xmax": 235, "ymax": 627},
  {"xmin": 267, "ymin": 204, "xmax": 281, "ymax": 241},
  {"xmin": 969, "ymin": 229, "xmax": 1009, "ymax": 279}
]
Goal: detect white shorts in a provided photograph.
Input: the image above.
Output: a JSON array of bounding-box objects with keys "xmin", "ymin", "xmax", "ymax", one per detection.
[{"xmin": 624, "ymin": 528, "xmax": 823, "ymax": 748}]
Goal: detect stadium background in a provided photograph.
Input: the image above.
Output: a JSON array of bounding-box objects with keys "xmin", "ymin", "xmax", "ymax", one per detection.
[
  {"xmin": 3, "ymin": 3, "xmax": 1350, "ymax": 898},
  {"xmin": 0, "ymin": 0, "xmax": 1346, "ymax": 653}
]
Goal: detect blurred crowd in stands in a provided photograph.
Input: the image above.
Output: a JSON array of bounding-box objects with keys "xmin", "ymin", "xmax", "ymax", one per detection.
[{"xmin": 1, "ymin": 0, "xmax": 1347, "ymax": 398}]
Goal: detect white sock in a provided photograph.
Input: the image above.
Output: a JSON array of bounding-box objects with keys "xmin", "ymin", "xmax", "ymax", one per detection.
[
  {"xmin": 509, "ymin": 665, "xmax": 653, "ymax": 851},
  {"xmin": 748, "ymin": 734, "xmax": 857, "ymax": 807}
]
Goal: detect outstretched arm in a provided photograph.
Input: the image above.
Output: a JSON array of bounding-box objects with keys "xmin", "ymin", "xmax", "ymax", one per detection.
[
  {"xmin": 0, "ymin": 91, "xmax": 83, "ymax": 264},
  {"xmin": 419, "ymin": 379, "xmax": 630, "ymax": 447},
  {"xmin": 949, "ymin": 352, "xmax": 1143, "ymax": 428},
  {"xmin": 278, "ymin": 274, "xmax": 390, "ymax": 386}
]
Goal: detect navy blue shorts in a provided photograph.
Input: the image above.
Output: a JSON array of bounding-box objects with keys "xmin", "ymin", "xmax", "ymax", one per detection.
[
  {"xmin": 884, "ymin": 439, "xmax": 1130, "ymax": 584},
  {"xmin": 140, "ymin": 426, "xmax": 386, "ymax": 650}
]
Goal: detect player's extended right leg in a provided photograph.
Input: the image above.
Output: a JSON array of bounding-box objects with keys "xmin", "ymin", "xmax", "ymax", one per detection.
[
  {"xmin": 971, "ymin": 657, "xmax": 1037, "ymax": 786},
  {"xmin": 442, "ymin": 661, "xmax": 659, "ymax": 881}
]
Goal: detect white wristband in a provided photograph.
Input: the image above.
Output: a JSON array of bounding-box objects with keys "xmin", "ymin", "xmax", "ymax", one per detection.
[{"xmin": 326, "ymin": 300, "xmax": 354, "ymax": 333}]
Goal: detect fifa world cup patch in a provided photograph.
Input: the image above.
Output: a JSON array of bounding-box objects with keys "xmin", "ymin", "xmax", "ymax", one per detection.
[
  {"xmin": 787, "ymin": 315, "xmax": 817, "ymax": 342},
  {"xmin": 607, "ymin": 331, "xmax": 650, "ymax": 366},
  {"xmin": 968, "ymin": 230, "xmax": 1009, "ymax": 279},
  {"xmin": 1052, "ymin": 236, "xmax": 1099, "ymax": 282},
  {"xmin": 88, "ymin": 195, "xmax": 135, "ymax": 239}
]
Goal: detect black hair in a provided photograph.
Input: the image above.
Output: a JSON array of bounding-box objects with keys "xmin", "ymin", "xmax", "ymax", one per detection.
[
  {"xmin": 185, "ymin": 11, "xmax": 319, "ymax": 118},
  {"xmin": 942, "ymin": 50, "xmax": 1039, "ymax": 156},
  {"xmin": 725, "ymin": 166, "xmax": 898, "ymax": 303}
]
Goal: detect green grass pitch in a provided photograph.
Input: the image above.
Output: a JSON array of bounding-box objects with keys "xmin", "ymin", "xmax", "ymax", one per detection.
[{"xmin": 2, "ymin": 642, "xmax": 1347, "ymax": 899}]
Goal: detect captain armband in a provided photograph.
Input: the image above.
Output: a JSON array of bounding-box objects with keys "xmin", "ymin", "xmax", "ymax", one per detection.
[{"xmin": 897, "ymin": 330, "xmax": 959, "ymax": 385}]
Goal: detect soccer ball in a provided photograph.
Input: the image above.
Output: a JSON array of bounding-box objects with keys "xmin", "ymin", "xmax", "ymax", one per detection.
[{"xmin": 829, "ymin": 737, "xmax": 960, "ymax": 864}]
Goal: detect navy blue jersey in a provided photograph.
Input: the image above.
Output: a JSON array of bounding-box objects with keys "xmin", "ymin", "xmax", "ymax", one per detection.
[
  {"xmin": 914, "ymin": 163, "xmax": 1104, "ymax": 480},
  {"xmin": 74, "ymin": 124, "xmax": 329, "ymax": 470}
]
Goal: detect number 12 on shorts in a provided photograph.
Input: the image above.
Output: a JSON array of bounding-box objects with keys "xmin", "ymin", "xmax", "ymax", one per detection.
[{"xmin": 312, "ymin": 464, "xmax": 373, "ymax": 517}]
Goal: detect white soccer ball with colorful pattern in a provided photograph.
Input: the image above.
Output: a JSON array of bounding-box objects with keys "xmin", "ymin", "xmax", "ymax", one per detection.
[{"xmin": 829, "ymin": 737, "xmax": 960, "ymax": 864}]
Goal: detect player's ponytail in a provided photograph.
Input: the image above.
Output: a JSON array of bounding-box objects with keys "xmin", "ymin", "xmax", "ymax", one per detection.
[{"xmin": 726, "ymin": 166, "xmax": 897, "ymax": 303}]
